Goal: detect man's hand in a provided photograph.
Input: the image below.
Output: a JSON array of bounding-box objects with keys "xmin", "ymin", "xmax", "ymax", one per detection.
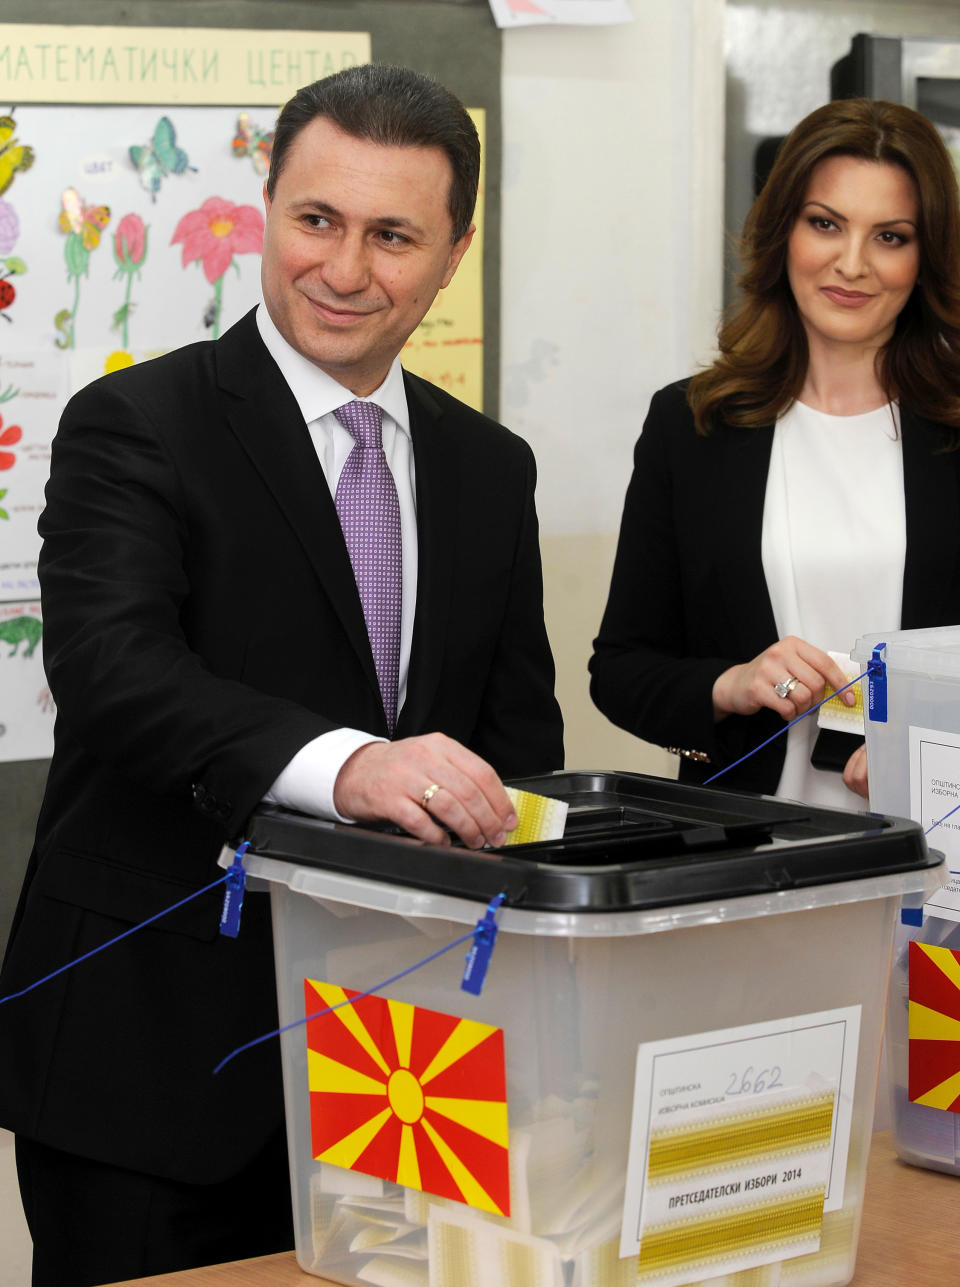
[{"xmin": 333, "ymin": 733, "xmax": 518, "ymax": 849}]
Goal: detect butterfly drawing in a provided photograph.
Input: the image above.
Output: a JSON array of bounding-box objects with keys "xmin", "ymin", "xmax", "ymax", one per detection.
[
  {"xmin": 58, "ymin": 188, "xmax": 110, "ymax": 250},
  {"xmin": 232, "ymin": 112, "xmax": 274, "ymax": 176},
  {"xmin": 0, "ymin": 109, "xmax": 35, "ymax": 197},
  {"xmin": 129, "ymin": 116, "xmax": 195, "ymax": 201}
]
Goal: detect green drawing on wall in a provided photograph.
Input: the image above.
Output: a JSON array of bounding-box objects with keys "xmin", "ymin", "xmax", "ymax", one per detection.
[
  {"xmin": 130, "ymin": 116, "xmax": 196, "ymax": 202},
  {"xmin": 0, "ymin": 616, "xmax": 41, "ymax": 657}
]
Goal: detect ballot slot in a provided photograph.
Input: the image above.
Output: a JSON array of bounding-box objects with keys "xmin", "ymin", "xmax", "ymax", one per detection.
[
  {"xmin": 245, "ymin": 773, "xmax": 936, "ymax": 915},
  {"xmin": 492, "ymin": 801, "xmax": 816, "ymax": 864}
]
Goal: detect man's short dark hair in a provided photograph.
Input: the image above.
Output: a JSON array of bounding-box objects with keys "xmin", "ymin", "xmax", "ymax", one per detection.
[{"xmin": 267, "ymin": 63, "xmax": 480, "ymax": 243}]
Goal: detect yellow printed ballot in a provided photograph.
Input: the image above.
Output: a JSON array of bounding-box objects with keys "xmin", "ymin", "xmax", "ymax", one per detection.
[
  {"xmin": 502, "ymin": 787, "xmax": 568, "ymax": 846},
  {"xmin": 818, "ymin": 650, "xmax": 865, "ymax": 735}
]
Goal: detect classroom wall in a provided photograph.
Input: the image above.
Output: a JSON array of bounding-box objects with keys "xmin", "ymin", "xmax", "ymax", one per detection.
[{"xmin": 500, "ymin": 2, "xmax": 726, "ymax": 777}]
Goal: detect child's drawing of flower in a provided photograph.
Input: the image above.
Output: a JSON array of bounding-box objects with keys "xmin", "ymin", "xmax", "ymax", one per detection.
[
  {"xmin": 172, "ymin": 197, "xmax": 263, "ymax": 339},
  {"xmin": 57, "ymin": 188, "xmax": 110, "ymax": 350},
  {"xmin": 112, "ymin": 212, "xmax": 149, "ymax": 348},
  {"xmin": 115, "ymin": 212, "xmax": 148, "ymax": 270},
  {"xmin": 0, "ymin": 415, "xmax": 23, "ymax": 470},
  {"xmin": 0, "ymin": 200, "xmax": 19, "ymax": 255}
]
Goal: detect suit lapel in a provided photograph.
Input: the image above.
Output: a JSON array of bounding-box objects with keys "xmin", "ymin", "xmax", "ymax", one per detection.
[
  {"xmin": 214, "ymin": 312, "xmax": 380, "ymax": 703},
  {"xmin": 901, "ymin": 405, "xmax": 959, "ymax": 628},
  {"xmin": 716, "ymin": 421, "xmax": 780, "ymax": 656},
  {"xmin": 397, "ymin": 373, "xmax": 458, "ymax": 735}
]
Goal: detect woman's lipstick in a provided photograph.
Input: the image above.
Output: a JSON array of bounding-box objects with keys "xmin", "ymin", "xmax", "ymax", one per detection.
[{"xmin": 820, "ymin": 286, "xmax": 873, "ymax": 307}]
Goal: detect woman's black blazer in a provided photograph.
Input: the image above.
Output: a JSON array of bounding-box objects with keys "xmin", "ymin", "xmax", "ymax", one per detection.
[{"xmin": 590, "ymin": 380, "xmax": 960, "ymax": 794}]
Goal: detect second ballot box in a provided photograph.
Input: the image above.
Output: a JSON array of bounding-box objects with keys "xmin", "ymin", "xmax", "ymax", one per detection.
[
  {"xmin": 229, "ymin": 770, "xmax": 942, "ymax": 1287},
  {"xmin": 851, "ymin": 627, "xmax": 960, "ymax": 1175}
]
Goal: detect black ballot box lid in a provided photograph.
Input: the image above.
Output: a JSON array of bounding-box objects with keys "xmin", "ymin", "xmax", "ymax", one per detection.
[{"xmin": 240, "ymin": 770, "xmax": 940, "ymax": 915}]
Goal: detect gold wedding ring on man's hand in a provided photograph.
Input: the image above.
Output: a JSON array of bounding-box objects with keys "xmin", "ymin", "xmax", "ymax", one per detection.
[
  {"xmin": 773, "ymin": 675, "xmax": 800, "ymax": 699},
  {"xmin": 420, "ymin": 783, "xmax": 441, "ymax": 811}
]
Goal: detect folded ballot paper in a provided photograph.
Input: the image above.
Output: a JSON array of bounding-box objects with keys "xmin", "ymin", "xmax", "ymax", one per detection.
[
  {"xmin": 308, "ymin": 1088, "xmax": 632, "ymax": 1287},
  {"xmin": 817, "ymin": 650, "xmax": 866, "ymax": 736},
  {"xmin": 502, "ymin": 787, "xmax": 568, "ymax": 845}
]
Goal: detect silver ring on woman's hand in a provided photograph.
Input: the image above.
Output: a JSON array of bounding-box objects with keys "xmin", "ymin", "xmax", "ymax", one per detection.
[
  {"xmin": 773, "ymin": 675, "xmax": 799, "ymax": 699},
  {"xmin": 420, "ymin": 783, "xmax": 441, "ymax": 811}
]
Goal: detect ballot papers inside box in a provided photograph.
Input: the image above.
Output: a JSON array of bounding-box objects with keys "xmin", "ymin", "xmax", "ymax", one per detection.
[{"xmin": 230, "ymin": 770, "xmax": 942, "ymax": 1287}]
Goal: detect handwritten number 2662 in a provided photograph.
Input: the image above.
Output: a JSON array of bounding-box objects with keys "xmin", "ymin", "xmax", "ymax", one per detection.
[{"xmin": 725, "ymin": 1065, "xmax": 783, "ymax": 1096}]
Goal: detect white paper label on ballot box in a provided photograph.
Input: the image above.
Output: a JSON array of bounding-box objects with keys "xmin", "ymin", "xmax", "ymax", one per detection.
[
  {"xmin": 910, "ymin": 725, "xmax": 960, "ymax": 920},
  {"xmin": 619, "ymin": 1007, "xmax": 861, "ymax": 1284}
]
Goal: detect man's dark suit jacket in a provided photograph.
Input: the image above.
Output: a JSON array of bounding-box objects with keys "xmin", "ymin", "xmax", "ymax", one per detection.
[
  {"xmin": 590, "ymin": 379, "xmax": 960, "ymax": 794},
  {"xmin": 0, "ymin": 310, "xmax": 563, "ymax": 1184}
]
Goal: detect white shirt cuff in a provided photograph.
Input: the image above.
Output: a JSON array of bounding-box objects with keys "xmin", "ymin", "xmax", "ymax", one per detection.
[{"xmin": 263, "ymin": 727, "xmax": 387, "ymax": 823}]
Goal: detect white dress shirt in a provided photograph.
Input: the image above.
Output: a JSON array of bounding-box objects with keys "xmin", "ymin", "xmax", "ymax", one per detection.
[
  {"xmin": 762, "ymin": 399, "xmax": 905, "ymax": 809},
  {"xmin": 256, "ymin": 304, "xmax": 419, "ymax": 820}
]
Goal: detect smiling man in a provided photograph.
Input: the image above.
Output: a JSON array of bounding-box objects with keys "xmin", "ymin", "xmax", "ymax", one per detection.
[
  {"xmin": 260, "ymin": 115, "xmax": 473, "ymax": 394},
  {"xmin": 0, "ymin": 66, "xmax": 562, "ymax": 1286}
]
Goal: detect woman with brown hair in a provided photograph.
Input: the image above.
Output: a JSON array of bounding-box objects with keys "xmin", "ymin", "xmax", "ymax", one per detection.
[{"xmin": 590, "ymin": 98, "xmax": 960, "ymax": 805}]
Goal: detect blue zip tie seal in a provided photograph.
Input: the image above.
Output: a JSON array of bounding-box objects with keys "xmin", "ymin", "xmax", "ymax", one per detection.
[
  {"xmin": 866, "ymin": 643, "xmax": 887, "ymax": 724},
  {"xmin": 461, "ymin": 893, "xmax": 505, "ymax": 996},
  {"xmin": 219, "ymin": 841, "xmax": 249, "ymax": 938}
]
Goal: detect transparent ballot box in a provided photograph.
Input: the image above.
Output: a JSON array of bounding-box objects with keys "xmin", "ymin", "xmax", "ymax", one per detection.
[
  {"xmin": 851, "ymin": 625, "xmax": 960, "ymax": 824},
  {"xmin": 230, "ymin": 770, "xmax": 942, "ymax": 1287},
  {"xmin": 851, "ymin": 627, "xmax": 960, "ymax": 1176}
]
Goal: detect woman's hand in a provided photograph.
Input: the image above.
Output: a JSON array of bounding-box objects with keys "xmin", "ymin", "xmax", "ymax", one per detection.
[
  {"xmin": 712, "ymin": 636, "xmax": 856, "ymax": 722},
  {"xmin": 842, "ymin": 743, "xmax": 869, "ymax": 799}
]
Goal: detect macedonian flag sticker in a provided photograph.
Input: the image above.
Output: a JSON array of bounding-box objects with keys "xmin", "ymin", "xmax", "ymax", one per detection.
[
  {"xmin": 908, "ymin": 940, "xmax": 960, "ymax": 1112},
  {"xmin": 304, "ymin": 979, "xmax": 510, "ymax": 1215}
]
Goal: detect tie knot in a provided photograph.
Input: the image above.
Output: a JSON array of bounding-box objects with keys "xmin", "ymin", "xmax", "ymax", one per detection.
[{"xmin": 334, "ymin": 400, "xmax": 384, "ymax": 450}]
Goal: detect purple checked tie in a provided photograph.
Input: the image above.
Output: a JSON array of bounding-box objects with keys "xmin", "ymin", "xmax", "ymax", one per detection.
[{"xmin": 334, "ymin": 400, "xmax": 402, "ymax": 733}]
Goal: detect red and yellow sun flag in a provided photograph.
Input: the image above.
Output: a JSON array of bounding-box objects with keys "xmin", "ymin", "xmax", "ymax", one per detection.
[
  {"xmin": 304, "ymin": 979, "xmax": 510, "ymax": 1215},
  {"xmin": 908, "ymin": 940, "xmax": 960, "ymax": 1112}
]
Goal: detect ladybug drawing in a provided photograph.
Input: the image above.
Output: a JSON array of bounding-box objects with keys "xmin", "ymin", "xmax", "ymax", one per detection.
[
  {"xmin": 0, "ymin": 272, "xmax": 13, "ymax": 320},
  {"xmin": 0, "ymin": 257, "xmax": 26, "ymax": 321}
]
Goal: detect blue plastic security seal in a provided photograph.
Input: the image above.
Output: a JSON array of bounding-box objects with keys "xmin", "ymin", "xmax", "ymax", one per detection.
[
  {"xmin": 461, "ymin": 893, "xmax": 505, "ymax": 995},
  {"xmin": 866, "ymin": 642, "xmax": 888, "ymax": 724},
  {"xmin": 219, "ymin": 841, "xmax": 250, "ymax": 938}
]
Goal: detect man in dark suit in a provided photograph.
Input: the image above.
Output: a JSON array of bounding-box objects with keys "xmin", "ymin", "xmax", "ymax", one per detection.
[{"xmin": 0, "ymin": 65, "xmax": 563, "ymax": 1286}]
